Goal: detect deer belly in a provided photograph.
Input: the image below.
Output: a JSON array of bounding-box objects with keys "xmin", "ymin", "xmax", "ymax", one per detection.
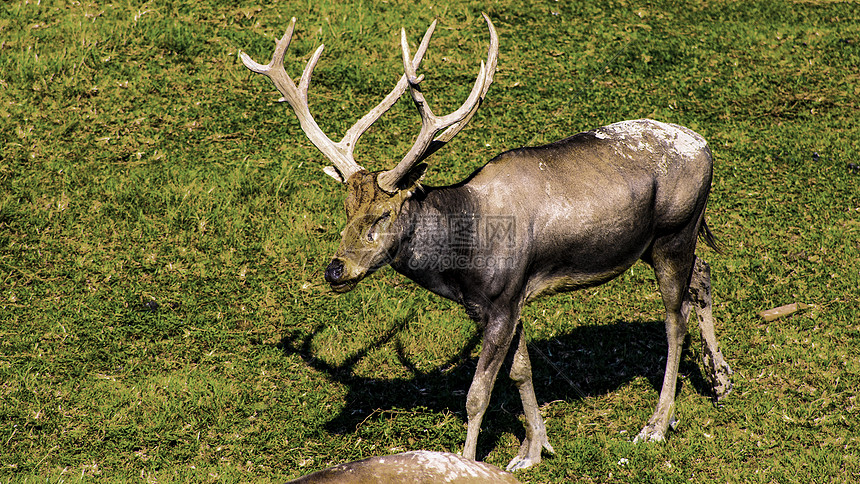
[{"xmin": 523, "ymin": 261, "xmax": 635, "ymax": 303}]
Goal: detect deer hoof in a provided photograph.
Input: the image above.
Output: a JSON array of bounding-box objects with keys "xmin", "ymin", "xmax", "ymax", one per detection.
[
  {"xmin": 633, "ymin": 426, "xmax": 666, "ymax": 444},
  {"xmin": 506, "ymin": 455, "xmax": 540, "ymax": 472},
  {"xmin": 505, "ymin": 436, "xmax": 555, "ymax": 471}
]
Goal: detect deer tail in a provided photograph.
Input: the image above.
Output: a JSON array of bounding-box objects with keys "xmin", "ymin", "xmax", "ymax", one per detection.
[{"xmin": 698, "ymin": 219, "xmax": 723, "ymax": 254}]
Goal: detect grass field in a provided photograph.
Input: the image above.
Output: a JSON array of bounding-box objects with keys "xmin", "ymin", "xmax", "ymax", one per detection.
[{"xmin": 1, "ymin": 0, "xmax": 859, "ymax": 482}]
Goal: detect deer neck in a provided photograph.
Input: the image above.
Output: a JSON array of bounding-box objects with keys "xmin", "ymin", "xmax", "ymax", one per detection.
[{"xmin": 388, "ymin": 184, "xmax": 481, "ymax": 300}]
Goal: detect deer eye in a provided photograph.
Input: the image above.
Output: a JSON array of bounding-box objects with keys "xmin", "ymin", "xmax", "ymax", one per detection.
[{"xmin": 366, "ymin": 211, "xmax": 391, "ymax": 242}]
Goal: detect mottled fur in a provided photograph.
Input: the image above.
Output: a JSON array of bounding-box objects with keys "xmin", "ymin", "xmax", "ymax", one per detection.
[{"xmin": 287, "ymin": 451, "xmax": 520, "ymax": 484}]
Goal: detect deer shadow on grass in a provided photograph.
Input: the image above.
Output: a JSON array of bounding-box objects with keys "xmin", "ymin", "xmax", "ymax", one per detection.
[{"xmin": 277, "ymin": 315, "xmax": 714, "ymax": 459}]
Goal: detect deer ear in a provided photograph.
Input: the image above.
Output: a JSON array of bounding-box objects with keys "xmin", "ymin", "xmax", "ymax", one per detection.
[
  {"xmin": 323, "ymin": 165, "xmax": 345, "ymax": 183},
  {"xmin": 399, "ymin": 163, "xmax": 428, "ymax": 190}
]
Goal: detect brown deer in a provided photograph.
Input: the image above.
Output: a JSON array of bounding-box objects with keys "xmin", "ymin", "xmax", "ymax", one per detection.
[{"xmin": 240, "ymin": 14, "xmax": 733, "ymax": 471}]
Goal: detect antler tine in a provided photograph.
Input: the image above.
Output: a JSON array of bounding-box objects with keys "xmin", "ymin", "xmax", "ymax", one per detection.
[
  {"xmin": 377, "ymin": 13, "xmax": 499, "ymax": 194},
  {"xmin": 239, "ymin": 18, "xmax": 296, "ymax": 75}
]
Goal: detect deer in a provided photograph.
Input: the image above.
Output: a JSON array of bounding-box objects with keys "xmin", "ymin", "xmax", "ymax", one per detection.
[{"xmin": 240, "ymin": 14, "xmax": 733, "ymax": 472}]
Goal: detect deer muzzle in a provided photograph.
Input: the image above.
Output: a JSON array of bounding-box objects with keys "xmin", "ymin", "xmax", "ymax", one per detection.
[{"xmin": 324, "ymin": 258, "xmax": 359, "ymax": 293}]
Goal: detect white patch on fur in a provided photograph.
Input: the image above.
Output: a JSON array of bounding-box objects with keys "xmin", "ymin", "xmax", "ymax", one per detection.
[
  {"xmin": 593, "ymin": 119, "xmax": 707, "ymax": 173},
  {"xmin": 410, "ymin": 451, "xmax": 499, "ymax": 481}
]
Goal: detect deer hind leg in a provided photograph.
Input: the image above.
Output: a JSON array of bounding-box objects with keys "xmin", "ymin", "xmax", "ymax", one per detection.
[
  {"xmin": 635, "ymin": 234, "xmax": 696, "ymax": 443},
  {"xmin": 687, "ymin": 257, "xmax": 733, "ymax": 400},
  {"xmin": 505, "ymin": 322, "xmax": 555, "ymax": 471}
]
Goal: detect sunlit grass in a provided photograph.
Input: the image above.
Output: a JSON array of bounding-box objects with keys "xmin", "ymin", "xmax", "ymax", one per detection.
[{"xmin": 1, "ymin": 0, "xmax": 858, "ymax": 482}]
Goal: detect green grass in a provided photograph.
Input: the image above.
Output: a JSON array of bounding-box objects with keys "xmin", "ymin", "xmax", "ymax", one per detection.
[{"xmin": 1, "ymin": 0, "xmax": 859, "ymax": 482}]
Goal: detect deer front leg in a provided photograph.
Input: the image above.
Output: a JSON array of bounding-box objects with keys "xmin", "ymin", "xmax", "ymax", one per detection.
[
  {"xmin": 506, "ymin": 322, "xmax": 555, "ymax": 471},
  {"xmin": 463, "ymin": 314, "xmax": 517, "ymax": 461}
]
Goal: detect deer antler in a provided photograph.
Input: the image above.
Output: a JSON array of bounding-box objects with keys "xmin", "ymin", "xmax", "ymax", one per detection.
[
  {"xmin": 377, "ymin": 13, "xmax": 498, "ymax": 193},
  {"xmin": 239, "ymin": 17, "xmax": 436, "ymax": 183}
]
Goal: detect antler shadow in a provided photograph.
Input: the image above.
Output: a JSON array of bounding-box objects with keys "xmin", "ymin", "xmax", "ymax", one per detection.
[{"xmin": 276, "ymin": 317, "xmax": 712, "ymax": 458}]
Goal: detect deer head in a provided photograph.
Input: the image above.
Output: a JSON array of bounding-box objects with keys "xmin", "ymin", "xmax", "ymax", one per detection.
[{"xmin": 240, "ymin": 15, "xmax": 498, "ymax": 292}]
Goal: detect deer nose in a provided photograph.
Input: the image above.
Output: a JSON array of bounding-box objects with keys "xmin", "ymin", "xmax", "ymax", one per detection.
[{"xmin": 324, "ymin": 259, "xmax": 345, "ymax": 283}]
